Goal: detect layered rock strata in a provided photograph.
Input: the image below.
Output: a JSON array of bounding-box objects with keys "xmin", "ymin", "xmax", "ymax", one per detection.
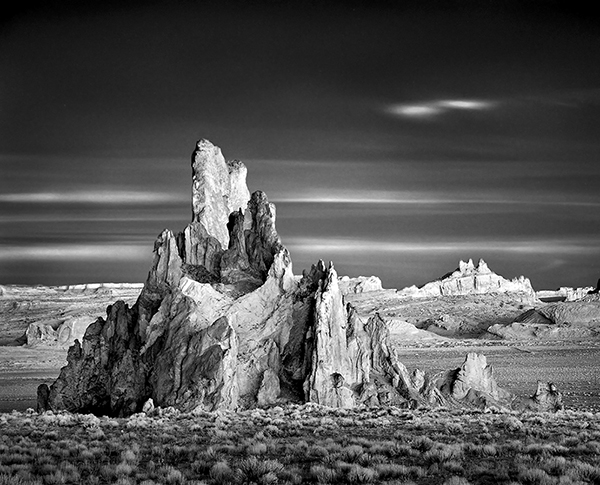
[
  {"xmin": 399, "ymin": 259, "xmax": 536, "ymax": 300},
  {"xmin": 45, "ymin": 139, "xmax": 557, "ymax": 416}
]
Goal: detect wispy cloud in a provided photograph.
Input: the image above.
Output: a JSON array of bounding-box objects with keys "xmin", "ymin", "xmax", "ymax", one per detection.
[
  {"xmin": 0, "ymin": 190, "xmax": 187, "ymax": 205},
  {"xmin": 285, "ymin": 237, "xmax": 600, "ymax": 256},
  {"xmin": 387, "ymin": 99, "xmax": 496, "ymax": 118},
  {"xmin": 271, "ymin": 189, "xmax": 600, "ymax": 207},
  {"xmin": 0, "ymin": 243, "xmax": 150, "ymax": 261}
]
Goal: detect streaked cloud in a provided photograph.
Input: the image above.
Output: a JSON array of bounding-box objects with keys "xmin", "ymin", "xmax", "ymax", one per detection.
[
  {"xmin": 387, "ymin": 99, "xmax": 495, "ymax": 118},
  {"xmin": 285, "ymin": 237, "xmax": 600, "ymax": 256},
  {"xmin": 0, "ymin": 243, "xmax": 150, "ymax": 261},
  {"xmin": 271, "ymin": 189, "xmax": 600, "ymax": 207},
  {"xmin": 0, "ymin": 190, "xmax": 187, "ymax": 205}
]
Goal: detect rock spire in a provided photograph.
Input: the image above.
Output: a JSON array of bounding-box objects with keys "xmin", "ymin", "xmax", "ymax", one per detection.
[{"xmin": 43, "ymin": 139, "xmax": 559, "ymax": 416}]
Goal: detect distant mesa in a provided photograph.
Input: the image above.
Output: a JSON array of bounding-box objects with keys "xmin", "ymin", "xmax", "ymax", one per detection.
[
  {"xmin": 398, "ymin": 258, "xmax": 536, "ymax": 300},
  {"xmin": 41, "ymin": 139, "xmax": 561, "ymax": 416},
  {"xmin": 489, "ymin": 275, "xmax": 600, "ymax": 341}
]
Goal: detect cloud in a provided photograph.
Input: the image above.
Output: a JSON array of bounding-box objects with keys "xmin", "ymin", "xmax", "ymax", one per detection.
[
  {"xmin": 387, "ymin": 99, "xmax": 495, "ymax": 118},
  {"xmin": 285, "ymin": 237, "xmax": 600, "ymax": 256},
  {"xmin": 0, "ymin": 243, "xmax": 150, "ymax": 261},
  {"xmin": 0, "ymin": 190, "xmax": 187, "ymax": 205},
  {"xmin": 270, "ymin": 189, "xmax": 600, "ymax": 208}
]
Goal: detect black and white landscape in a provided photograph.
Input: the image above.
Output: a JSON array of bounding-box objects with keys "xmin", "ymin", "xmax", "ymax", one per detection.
[{"xmin": 1, "ymin": 2, "xmax": 600, "ymax": 484}]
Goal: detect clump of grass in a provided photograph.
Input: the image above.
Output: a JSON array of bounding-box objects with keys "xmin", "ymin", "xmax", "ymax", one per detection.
[
  {"xmin": 310, "ymin": 464, "xmax": 338, "ymax": 484},
  {"xmin": 346, "ymin": 464, "xmax": 377, "ymax": 483}
]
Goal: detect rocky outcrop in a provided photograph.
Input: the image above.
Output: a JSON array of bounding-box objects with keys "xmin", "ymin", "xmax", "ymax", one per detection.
[
  {"xmin": 537, "ymin": 287, "xmax": 594, "ymax": 302},
  {"xmin": 190, "ymin": 139, "xmax": 250, "ymax": 248},
  {"xmin": 489, "ymin": 298, "xmax": 600, "ymax": 340},
  {"xmin": 25, "ymin": 315, "xmax": 95, "ymax": 348},
  {"xmin": 339, "ymin": 276, "xmax": 383, "ymax": 294},
  {"xmin": 46, "ymin": 139, "xmax": 560, "ymax": 416},
  {"xmin": 399, "ymin": 259, "xmax": 536, "ymax": 300},
  {"xmin": 436, "ymin": 353, "xmax": 512, "ymax": 408},
  {"xmin": 524, "ymin": 382, "xmax": 564, "ymax": 412}
]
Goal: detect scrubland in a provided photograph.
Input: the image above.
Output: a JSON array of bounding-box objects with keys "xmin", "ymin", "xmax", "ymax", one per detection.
[{"xmin": 1, "ymin": 404, "xmax": 599, "ymax": 485}]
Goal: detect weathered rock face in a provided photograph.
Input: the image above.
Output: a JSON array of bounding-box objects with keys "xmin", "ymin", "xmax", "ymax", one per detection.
[
  {"xmin": 488, "ymin": 298, "xmax": 600, "ymax": 340},
  {"xmin": 525, "ymin": 381, "xmax": 564, "ymax": 412},
  {"xmin": 47, "ymin": 139, "xmax": 560, "ymax": 416},
  {"xmin": 49, "ymin": 302, "xmax": 148, "ymax": 416},
  {"xmin": 339, "ymin": 275, "xmax": 383, "ymax": 294},
  {"xmin": 436, "ymin": 353, "xmax": 512, "ymax": 408},
  {"xmin": 48, "ymin": 140, "xmax": 295, "ymax": 416},
  {"xmin": 190, "ymin": 139, "xmax": 250, "ymax": 248},
  {"xmin": 399, "ymin": 259, "xmax": 536, "ymax": 300},
  {"xmin": 26, "ymin": 315, "xmax": 95, "ymax": 348}
]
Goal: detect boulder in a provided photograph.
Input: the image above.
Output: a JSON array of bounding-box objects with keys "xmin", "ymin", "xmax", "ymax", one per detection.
[{"xmin": 37, "ymin": 384, "xmax": 50, "ymax": 413}]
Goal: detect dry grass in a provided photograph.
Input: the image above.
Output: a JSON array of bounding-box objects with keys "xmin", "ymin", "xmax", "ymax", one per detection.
[{"xmin": 0, "ymin": 405, "xmax": 599, "ymax": 484}]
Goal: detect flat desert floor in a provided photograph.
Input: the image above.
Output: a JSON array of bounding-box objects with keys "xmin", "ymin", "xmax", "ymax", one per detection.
[
  {"xmin": 1, "ymin": 284, "xmax": 599, "ymax": 413},
  {"xmin": 1, "ymin": 341, "xmax": 599, "ymax": 413}
]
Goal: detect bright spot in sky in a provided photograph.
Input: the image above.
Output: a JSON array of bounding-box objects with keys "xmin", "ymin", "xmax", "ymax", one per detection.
[{"xmin": 387, "ymin": 99, "xmax": 494, "ymax": 118}]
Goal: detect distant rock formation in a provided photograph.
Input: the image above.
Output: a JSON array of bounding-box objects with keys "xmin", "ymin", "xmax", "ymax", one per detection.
[
  {"xmin": 25, "ymin": 315, "xmax": 95, "ymax": 348},
  {"xmin": 524, "ymin": 382, "xmax": 564, "ymax": 412},
  {"xmin": 46, "ymin": 139, "xmax": 559, "ymax": 416},
  {"xmin": 537, "ymin": 287, "xmax": 595, "ymax": 302},
  {"xmin": 398, "ymin": 258, "xmax": 535, "ymax": 300},
  {"xmin": 339, "ymin": 275, "xmax": 383, "ymax": 294},
  {"xmin": 489, "ymin": 297, "xmax": 600, "ymax": 340}
]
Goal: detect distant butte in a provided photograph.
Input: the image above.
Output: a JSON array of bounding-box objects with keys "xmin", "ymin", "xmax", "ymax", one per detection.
[{"xmin": 42, "ymin": 139, "xmax": 563, "ymax": 416}]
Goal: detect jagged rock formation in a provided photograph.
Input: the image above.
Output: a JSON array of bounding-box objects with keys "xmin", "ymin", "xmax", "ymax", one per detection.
[
  {"xmin": 524, "ymin": 382, "xmax": 564, "ymax": 412},
  {"xmin": 339, "ymin": 275, "xmax": 383, "ymax": 294},
  {"xmin": 537, "ymin": 287, "xmax": 595, "ymax": 302},
  {"xmin": 46, "ymin": 139, "xmax": 559, "ymax": 416},
  {"xmin": 25, "ymin": 315, "xmax": 95, "ymax": 348},
  {"xmin": 398, "ymin": 259, "xmax": 536, "ymax": 300}
]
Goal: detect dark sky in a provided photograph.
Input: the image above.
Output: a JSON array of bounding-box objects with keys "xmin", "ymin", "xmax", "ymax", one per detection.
[{"xmin": 2, "ymin": 0, "xmax": 600, "ymax": 290}]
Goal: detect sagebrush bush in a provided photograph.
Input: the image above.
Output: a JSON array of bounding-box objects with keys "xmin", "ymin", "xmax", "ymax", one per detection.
[{"xmin": 0, "ymin": 406, "xmax": 598, "ymax": 485}]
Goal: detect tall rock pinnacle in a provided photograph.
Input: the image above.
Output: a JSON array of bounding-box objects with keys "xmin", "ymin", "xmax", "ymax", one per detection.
[
  {"xmin": 191, "ymin": 139, "xmax": 250, "ymax": 248},
  {"xmin": 43, "ymin": 138, "xmax": 558, "ymax": 416}
]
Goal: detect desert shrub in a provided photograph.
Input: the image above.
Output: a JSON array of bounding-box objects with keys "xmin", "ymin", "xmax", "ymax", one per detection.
[
  {"xmin": 518, "ymin": 467, "xmax": 554, "ymax": 485},
  {"xmin": 541, "ymin": 456, "xmax": 567, "ymax": 476},
  {"xmin": 346, "ymin": 464, "xmax": 377, "ymax": 483},
  {"xmin": 341, "ymin": 444, "xmax": 364, "ymax": 462},
  {"xmin": 424, "ymin": 443, "xmax": 463, "ymax": 463},
  {"xmin": 443, "ymin": 477, "xmax": 471, "ymax": 485},
  {"xmin": 157, "ymin": 466, "xmax": 184, "ymax": 485},
  {"xmin": 309, "ymin": 444, "xmax": 329, "ymax": 459},
  {"xmin": 209, "ymin": 461, "xmax": 233, "ymax": 483},
  {"xmin": 235, "ymin": 457, "xmax": 284, "ymax": 484},
  {"xmin": 310, "ymin": 464, "xmax": 338, "ymax": 484},
  {"xmin": 565, "ymin": 460, "xmax": 600, "ymax": 482},
  {"xmin": 375, "ymin": 463, "xmax": 411, "ymax": 480},
  {"xmin": 115, "ymin": 462, "xmax": 134, "ymax": 477},
  {"xmin": 503, "ymin": 416, "xmax": 525, "ymax": 432},
  {"xmin": 43, "ymin": 470, "xmax": 69, "ymax": 485},
  {"xmin": 246, "ymin": 442, "xmax": 268, "ymax": 455},
  {"xmin": 114, "ymin": 479, "xmax": 134, "ymax": 485},
  {"xmin": 412, "ymin": 436, "xmax": 434, "ymax": 452}
]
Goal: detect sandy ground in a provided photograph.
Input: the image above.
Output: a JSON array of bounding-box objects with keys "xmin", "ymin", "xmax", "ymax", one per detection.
[
  {"xmin": 396, "ymin": 342, "xmax": 600, "ymax": 412},
  {"xmin": 0, "ymin": 347, "xmax": 66, "ymax": 412}
]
